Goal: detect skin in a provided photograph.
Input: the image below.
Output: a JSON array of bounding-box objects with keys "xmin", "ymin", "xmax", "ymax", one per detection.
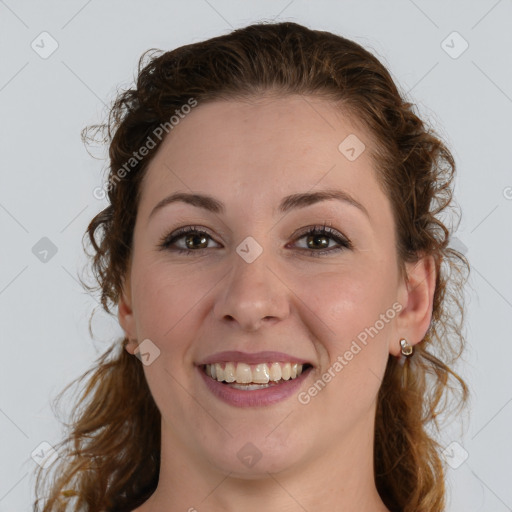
[{"xmin": 118, "ymin": 94, "xmax": 436, "ymax": 512}]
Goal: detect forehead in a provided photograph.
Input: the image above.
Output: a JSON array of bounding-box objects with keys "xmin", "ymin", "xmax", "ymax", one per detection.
[{"xmin": 138, "ymin": 94, "xmax": 385, "ymax": 219}]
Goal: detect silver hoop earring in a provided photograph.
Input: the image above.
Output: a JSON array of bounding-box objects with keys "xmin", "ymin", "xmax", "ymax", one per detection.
[{"xmin": 400, "ymin": 338, "xmax": 413, "ymax": 357}]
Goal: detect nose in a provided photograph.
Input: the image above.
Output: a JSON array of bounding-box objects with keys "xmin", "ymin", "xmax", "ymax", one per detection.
[{"xmin": 213, "ymin": 250, "xmax": 291, "ymax": 332}]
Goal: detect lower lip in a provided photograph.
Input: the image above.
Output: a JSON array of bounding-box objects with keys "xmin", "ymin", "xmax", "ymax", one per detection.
[{"xmin": 197, "ymin": 365, "xmax": 313, "ymax": 408}]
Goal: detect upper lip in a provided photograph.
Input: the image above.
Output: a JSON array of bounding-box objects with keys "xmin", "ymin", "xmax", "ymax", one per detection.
[{"xmin": 197, "ymin": 350, "xmax": 313, "ymax": 366}]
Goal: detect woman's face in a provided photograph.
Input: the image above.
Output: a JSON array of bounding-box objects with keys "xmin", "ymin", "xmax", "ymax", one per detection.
[{"xmin": 120, "ymin": 94, "xmax": 414, "ymax": 478}]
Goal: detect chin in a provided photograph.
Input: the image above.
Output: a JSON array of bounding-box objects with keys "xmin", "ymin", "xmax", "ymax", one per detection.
[{"xmin": 202, "ymin": 434, "xmax": 305, "ymax": 477}]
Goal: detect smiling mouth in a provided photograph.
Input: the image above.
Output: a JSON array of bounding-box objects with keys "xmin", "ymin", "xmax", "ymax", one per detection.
[{"xmin": 201, "ymin": 361, "xmax": 313, "ymax": 390}]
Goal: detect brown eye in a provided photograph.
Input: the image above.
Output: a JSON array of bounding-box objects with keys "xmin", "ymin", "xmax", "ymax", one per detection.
[
  {"xmin": 291, "ymin": 225, "xmax": 352, "ymax": 257},
  {"xmin": 159, "ymin": 224, "xmax": 351, "ymax": 257},
  {"xmin": 159, "ymin": 226, "xmax": 220, "ymax": 254},
  {"xmin": 183, "ymin": 232, "xmax": 209, "ymax": 250}
]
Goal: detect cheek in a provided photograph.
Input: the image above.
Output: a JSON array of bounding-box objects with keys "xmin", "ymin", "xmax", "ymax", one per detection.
[
  {"xmin": 296, "ymin": 271, "xmax": 393, "ymax": 415},
  {"xmin": 298, "ymin": 262, "xmax": 397, "ymax": 342},
  {"xmin": 293, "ymin": 264, "xmax": 395, "ymax": 393},
  {"xmin": 130, "ymin": 257, "xmax": 213, "ymax": 347}
]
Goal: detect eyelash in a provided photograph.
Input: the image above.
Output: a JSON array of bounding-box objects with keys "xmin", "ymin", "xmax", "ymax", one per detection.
[{"xmin": 158, "ymin": 223, "xmax": 352, "ymax": 257}]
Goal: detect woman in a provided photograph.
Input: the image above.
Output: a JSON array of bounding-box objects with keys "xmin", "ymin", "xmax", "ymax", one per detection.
[{"xmin": 34, "ymin": 21, "xmax": 469, "ymax": 512}]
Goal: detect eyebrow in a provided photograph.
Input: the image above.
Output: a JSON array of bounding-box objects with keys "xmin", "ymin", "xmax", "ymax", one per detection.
[{"xmin": 148, "ymin": 189, "xmax": 370, "ymax": 220}]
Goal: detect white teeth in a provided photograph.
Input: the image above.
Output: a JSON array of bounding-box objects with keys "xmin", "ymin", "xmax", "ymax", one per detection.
[
  {"xmin": 269, "ymin": 362, "xmax": 282, "ymax": 381},
  {"xmin": 205, "ymin": 361, "xmax": 305, "ymax": 385},
  {"xmin": 253, "ymin": 363, "xmax": 270, "ymax": 384},
  {"xmin": 217, "ymin": 364, "xmax": 225, "ymax": 382},
  {"xmin": 235, "ymin": 363, "xmax": 252, "ymax": 384},
  {"xmin": 224, "ymin": 362, "xmax": 236, "ymax": 382},
  {"xmin": 230, "ymin": 383, "xmax": 275, "ymax": 391}
]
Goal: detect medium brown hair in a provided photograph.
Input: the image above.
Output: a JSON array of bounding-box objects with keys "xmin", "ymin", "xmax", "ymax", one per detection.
[{"xmin": 33, "ymin": 21, "xmax": 469, "ymax": 512}]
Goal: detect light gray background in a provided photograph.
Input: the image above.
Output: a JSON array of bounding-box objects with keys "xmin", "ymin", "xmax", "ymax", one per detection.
[{"xmin": 1, "ymin": 1, "xmax": 511, "ymax": 510}]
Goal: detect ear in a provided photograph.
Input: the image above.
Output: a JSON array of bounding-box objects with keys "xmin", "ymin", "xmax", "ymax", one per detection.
[
  {"xmin": 118, "ymin": 274, "xmax": 138, "ymax": 355},
  {"xmin": 391, "ymin": 254, "xmax": 436, "ymax": 357}
]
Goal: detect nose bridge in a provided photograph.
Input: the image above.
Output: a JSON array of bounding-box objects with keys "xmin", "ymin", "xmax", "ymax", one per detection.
[{"xmin": 214, "ymin": 242, "xmax": 290, "ymax": 330}]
